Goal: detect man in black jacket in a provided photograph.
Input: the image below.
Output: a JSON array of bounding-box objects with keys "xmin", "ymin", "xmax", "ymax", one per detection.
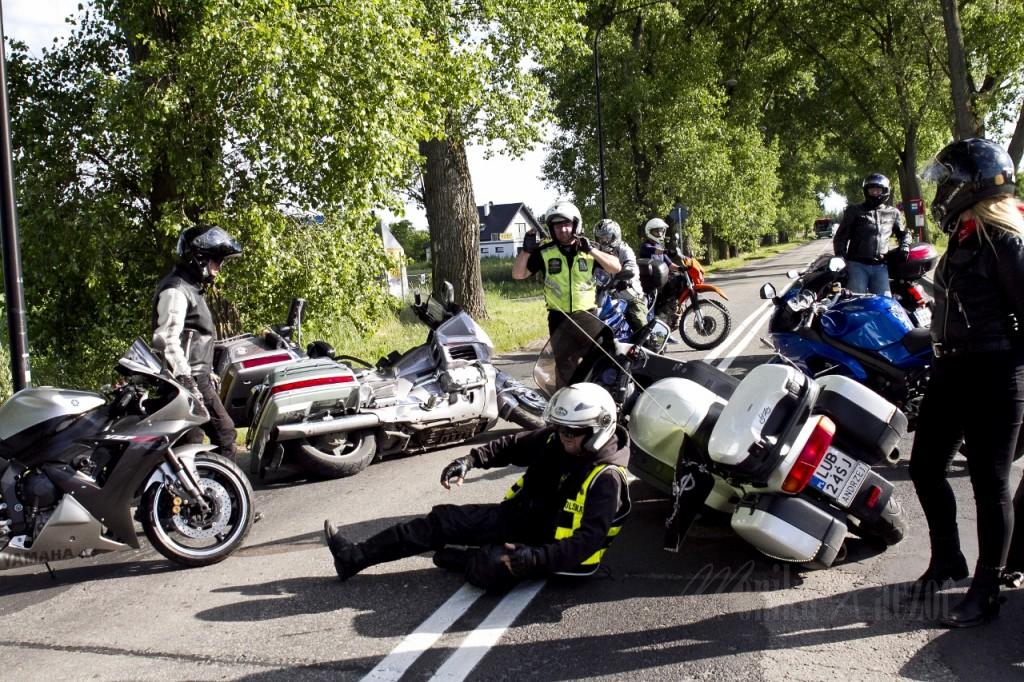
[
  {"xmin": 152, "ymin": 224, "xmax": 242, "ymax": 458},
  {"xmin": 833, "ymin": 173, "xmax": 910, "ymax": 296},
  {"xmin": 323, "ymin": 383, "xmax": 632, "ymax": 589}
]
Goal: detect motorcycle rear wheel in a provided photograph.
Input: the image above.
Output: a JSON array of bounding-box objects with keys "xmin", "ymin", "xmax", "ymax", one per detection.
[
  {"xmin": 142, "ymin": 453, "xmax": 255, "ymax": 568},
  {"xmin": 287, "ymin": 428, "xmax": 377, "ymax": 479},
  {"xmin": 679, "ymin": 300, "xmax": 731, "ymax": 350},
  {"xmin": 851, "ymin": 496, "xmax": 907, "ymax": 547}
]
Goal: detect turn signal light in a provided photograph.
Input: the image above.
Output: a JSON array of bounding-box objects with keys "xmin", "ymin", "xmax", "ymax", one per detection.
[
  {"xmin": 907, "ymin": 285, "xmax": 927, "ymax": 305},
  {"xmin": 271, "ymin": 375, "xmax": 354, "ymax": 395},
  {"xmin": 782, "ymin": 416, "xmax": 836, "ymax": 494}
]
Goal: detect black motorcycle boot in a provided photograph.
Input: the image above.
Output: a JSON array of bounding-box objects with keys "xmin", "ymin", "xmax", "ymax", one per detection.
[
  {"xmin": 323, "ymin": 519, "xmax": 433, "ymax": 581},
  {"xmin": 941, "ymin": 564, "xmax": 1005, "ymax": 628},
  {"xmin": 907, "ymin": 534, "xmax": 969, "ymax": 602}
]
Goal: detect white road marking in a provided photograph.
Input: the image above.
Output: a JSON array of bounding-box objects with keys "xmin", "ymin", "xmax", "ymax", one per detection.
[
  {"xmin": 427, "ymin": 579, "xmax": 546, "ymax": 682},
  {"xmin": 713, "ymin": 305, "xmax": 777, "ymax": 371},
  {"xmin": 701, "ymin": 299, "xmax": 772, "ymax": 362},
  {"xmin": 361, "ymin": 583, "xmax": 485, "ymax": 682}
]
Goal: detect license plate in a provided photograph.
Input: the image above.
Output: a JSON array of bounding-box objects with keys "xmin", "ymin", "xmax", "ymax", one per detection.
[
  {"xmin": 810, "ymin": 448, "xmax": 868, "ymax": 507},
  {"xmin": 913, "ymin": 307, "xmax": 931, "ymax": 328}
]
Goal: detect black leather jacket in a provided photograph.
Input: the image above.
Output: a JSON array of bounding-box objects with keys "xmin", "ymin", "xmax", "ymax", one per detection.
[
  {"xmin": 833, "ymin": 202, "xmax": 909, "ymax": 263},
  {"xmin": 151, "ymin": 266, "xmax": 216, "ymax": 375},
  {"xmin": 932, "ymin": 228, "xmax": 1024, "ymax": 353}
]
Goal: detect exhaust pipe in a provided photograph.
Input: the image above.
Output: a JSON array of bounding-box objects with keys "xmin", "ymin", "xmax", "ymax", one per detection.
[{"xmin": 274, "ymin": 413, "xmax": 380, "ymax": 441}]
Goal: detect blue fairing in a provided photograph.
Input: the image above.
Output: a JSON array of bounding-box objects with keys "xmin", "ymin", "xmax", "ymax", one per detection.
[
  {"xmin": 774, "ymin": 332, "xmax": 870, "ymax": 380},
  {"xmin": 819, "ymin": 295, "xmax": 926, "ymax": 370}
]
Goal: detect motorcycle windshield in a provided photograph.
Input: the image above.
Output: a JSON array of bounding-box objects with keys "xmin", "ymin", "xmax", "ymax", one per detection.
[
  {"xmin": 435, "ymin": 312, "xmax": 495, "ymax": 356},
  {"xmin": 118, "ymin": 337, "xmax": 165, "ymax": 376},
  {"xmin": 533, "ymin": 311, "xmax": 615, "ymax": 398}
]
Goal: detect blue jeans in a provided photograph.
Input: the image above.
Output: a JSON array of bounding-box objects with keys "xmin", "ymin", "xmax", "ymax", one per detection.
[{"xmin": 846, "ymin": 260, "xmax": 891, "ymax": 296}]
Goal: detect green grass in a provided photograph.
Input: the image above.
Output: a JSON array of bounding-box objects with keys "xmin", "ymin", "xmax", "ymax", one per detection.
[{"xmin": 335, "ymin": 238, "xmax": 814, "ymax": 361}]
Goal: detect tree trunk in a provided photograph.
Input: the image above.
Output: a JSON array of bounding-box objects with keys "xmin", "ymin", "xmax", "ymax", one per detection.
[
  {"xmin": 897, "ymin": 131, "xmax": 928, "ymax": 243},
  {"xmin": 419, "ymin": 136, "xmax": 487, "ymax": 320},
  {"xmin": 939, "ymin": 0, "xmax": 980, "ymax": 139},
  {"xmin": 702, "ymin": 223, "xmax": 714, "ymax": 265},
  {"xmin": 1009, "ymin": 101, "xmax": 1024, "ymax": 172}
]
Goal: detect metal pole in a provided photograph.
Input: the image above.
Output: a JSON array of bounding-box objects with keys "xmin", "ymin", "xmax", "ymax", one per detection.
[
  {"xmin": 593, "ymin": 27, "xmax": 607, "ymax": 220},
  {"xmin": 0, "ymin": 4, "xmax": 31, "ymax": 392}
]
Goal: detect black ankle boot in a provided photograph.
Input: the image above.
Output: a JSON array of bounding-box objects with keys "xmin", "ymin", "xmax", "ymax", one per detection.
[
  {"xmin": 940, "ymin": 564, "xmax": 1004, "ymax": 628},
  {"xmin": 908, "ymin": 551, "xmax": 969, "ymax": 601},
  {"xmin": 323, "ymin": 519, "xmax": 370, "ymax": 581}
]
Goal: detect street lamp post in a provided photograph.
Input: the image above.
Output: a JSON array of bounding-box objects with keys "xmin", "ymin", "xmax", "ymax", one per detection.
[
  {"xmin": 592, "ymin": 0, "xmax": 676, "ymax": 220},
  {"xmin": 0, "ymin": 3, "xmax": 31, "ymax": 391}
]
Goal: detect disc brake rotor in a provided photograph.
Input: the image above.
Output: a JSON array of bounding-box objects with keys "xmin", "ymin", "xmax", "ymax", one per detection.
[{"xmin": 171, "ymin": 478, "xmax": 232, "ymax": 539}]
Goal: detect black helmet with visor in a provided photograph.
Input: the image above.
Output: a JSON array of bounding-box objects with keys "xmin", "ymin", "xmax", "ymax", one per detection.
[{"xmin": 920, "ymin": 138, "xmax": 1017, "ymax": 234}]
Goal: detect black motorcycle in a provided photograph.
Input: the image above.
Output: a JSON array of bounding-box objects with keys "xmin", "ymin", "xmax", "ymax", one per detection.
[{"xmin": 0, "ymin": 339, "xmax": 255, "ymax": 570}]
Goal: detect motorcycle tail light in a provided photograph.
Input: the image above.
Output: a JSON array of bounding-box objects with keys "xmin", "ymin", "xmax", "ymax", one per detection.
[
  {"xmin": 908, "ymin": 243, "xmax": 938, "ymax": 262},
  {"xmin": 241, "ymin": 353, "xmax": 293, "ymax": 369},
  {"xmin": 908, "ymin": 285, "xmax": 927, "ymax": 305},
  {"xmin": 271, "ymin": 375, "xmax": 354, "ymax": 395},
  {"xmin": 782, "ymin": 416, "xmax": 835, "ymax": 494},
  {"xmin": 865, "ymin": 485, "xmax": 882, "ymax": 509}
]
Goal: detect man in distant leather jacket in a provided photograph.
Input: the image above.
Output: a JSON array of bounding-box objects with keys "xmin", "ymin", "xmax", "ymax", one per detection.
[{"xmin": 833, "ymin": 173, "xmax": 910, "ymax": 296}]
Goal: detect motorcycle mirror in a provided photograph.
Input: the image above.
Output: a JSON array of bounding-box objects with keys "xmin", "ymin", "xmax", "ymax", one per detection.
[
  {"xmin": 786, "ymin": 270, "xmax": 799, "ymax": 279},
  {"xmin": 828, "ymin": 256, "xmax": 846, "ymax": 273},
  {"xmin": 441, "ymin": 281, "xmax": 455, "ymax": 306},
  {"xmin": 414, "ymin": 291, "xmax": 422, "ymax": 306},
  {"xmin": 641, "ymin": 319, "xmax": 671, "ymax": 353},
  {"xmin": 759, "ymin": 283, "xmax": 777, "ymax": 300}
]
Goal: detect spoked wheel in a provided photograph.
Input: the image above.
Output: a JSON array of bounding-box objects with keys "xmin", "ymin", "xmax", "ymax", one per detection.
[
  {"xmin": 679, "ymin": 299, "xmax": 732, "ymax": 350},
  {"xmin": 287, "ymin": 428, "xmax": 377, "ymax": 479},
  {"xmin": 141, "ymin": 453, "xmax": 254, "ymax": 567}
]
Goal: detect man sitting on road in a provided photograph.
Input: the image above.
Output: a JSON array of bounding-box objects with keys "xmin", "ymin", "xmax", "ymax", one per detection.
[{"xmin": 323, "ymin": 383, "xmax": 632, "ymax": 590}]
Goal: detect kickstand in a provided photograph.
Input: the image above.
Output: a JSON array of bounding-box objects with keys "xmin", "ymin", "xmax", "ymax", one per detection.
[{"xmin": 44, "ymin": 562, "xmax": 57, "ymax": 582}]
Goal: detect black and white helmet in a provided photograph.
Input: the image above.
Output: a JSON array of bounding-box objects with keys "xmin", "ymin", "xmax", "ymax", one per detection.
[
  {"xmin": 176, "ymin": 224, "xmax": 242, "ymax": 284},
  {"xmin": 644, "ymin": 218, "xmax": 669, "ymax": 244},
  {"xmin": 542, "ymin": 382, "xmax": 617, "ymax": 452},
  {"xmin": 594, "ymin": 219, "xmax": 622, "ymax": 249},
  {"xmin": 544, "ymin": 200, "xmax": 584, "ymax": 237}
]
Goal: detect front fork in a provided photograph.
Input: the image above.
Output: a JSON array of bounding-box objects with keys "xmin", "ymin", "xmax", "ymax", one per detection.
[{"xmin": 158, "ymin": 445, "xmax": 215, "ymax": 514}]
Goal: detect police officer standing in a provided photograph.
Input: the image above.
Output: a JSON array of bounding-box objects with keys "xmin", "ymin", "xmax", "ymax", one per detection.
[
  {"xmin": 323, "ymin": 383, "xmax": 632, "ymax": 589},
  {"xmin": 511, "ymin": 200, "xmax": 621, "ymax": 338},
  {"xmin": 152, "ymin": 224, "xmax": 243, "ymax": 458},
  {"xmin": 908, "ymin": 139, "xmax": 1024, "ymax": 628},
  {"xmin": 833, "ymin": 173, "xmax": 910, "ymax": 296}
]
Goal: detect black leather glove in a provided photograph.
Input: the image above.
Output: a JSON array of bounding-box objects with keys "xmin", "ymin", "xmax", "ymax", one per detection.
[
  {"xmin": 577, "ymin": 236, "xmax": 593, "ymax": 253},
  {"xmin": 522, "ymin": 231, "xmax": 540, "ymax": 254},
  {"xmin": 175, "ymin": 374, "xmax": 207, "ymax": 414},
  {"xmin": 440, "ymin": 455, "xmax": 474, "ymax": 489},
  {"xmin": 504, "ymin": 544, "xmax": 541, "ymax": 578},
  {"xmin": 899, "ymin": 245, "xmax": 910, "ymax": 261},
  {"xmin": 466, "ymin": 544, "xmax": 518, "ymax": 590}
]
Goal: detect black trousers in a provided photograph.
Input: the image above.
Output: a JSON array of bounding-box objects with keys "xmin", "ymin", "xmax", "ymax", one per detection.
[
  {"xmin": 185, "ymin": 372, "xmax": 237, "ymax": 458},
  {"xmin": 385, "ymin": 503, "xmax": 540, "ymax": 554},
  {"xmin": 909, "ymin": 350, "xmax": 1024, "ymax": 567}
]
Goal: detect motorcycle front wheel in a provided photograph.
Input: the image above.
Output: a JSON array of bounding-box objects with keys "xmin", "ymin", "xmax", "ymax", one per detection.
[
  {"xmin": 679, "ymin": 299, "xmax": 731, "ymax": 350},
  {"xmin": 287, "ymin": 428, "xmax": 377, "ymax": 479},
  {"xmin": 142, "ymin": 453, "xmax": 255, "ymax": 568}
]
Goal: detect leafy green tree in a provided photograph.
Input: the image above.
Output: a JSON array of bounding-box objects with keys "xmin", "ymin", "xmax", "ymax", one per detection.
[
  {"xmin": 411, "ymin": 0, "xmax": 584, "ymax": 317},
  {"xmin": 388, "ymin": 219, "xmax": 430, "ymax": 262},
  {"xmin": 8, "ymin": 0, "xmax": 440, "ymax": 386}
]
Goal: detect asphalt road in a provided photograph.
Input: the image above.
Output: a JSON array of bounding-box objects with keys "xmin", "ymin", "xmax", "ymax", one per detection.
[{"xmin": 3, "ymin": 240, "xmax": 1022, "ymax": 681}]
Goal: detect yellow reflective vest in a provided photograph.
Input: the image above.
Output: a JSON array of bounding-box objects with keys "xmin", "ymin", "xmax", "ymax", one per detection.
[
  {"xmin": 539, "ymin": 243, "xmax": 597, "ymax": 313},
  {"xmin": 505, "ymin": 461, "xmax": 632, "ymax": 576}
]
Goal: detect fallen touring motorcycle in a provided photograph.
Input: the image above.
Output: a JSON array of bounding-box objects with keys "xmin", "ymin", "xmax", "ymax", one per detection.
[
  {"xmin": 227, "ymin": 283, "xmax": 547, "ymax": 479},
  {"xmin": 0, "ymin": 339, "xmax": 255, "ymax": 570},
  {"xmin": 534, "ymin": 312, "xmax": 908, "ymax": 567}
]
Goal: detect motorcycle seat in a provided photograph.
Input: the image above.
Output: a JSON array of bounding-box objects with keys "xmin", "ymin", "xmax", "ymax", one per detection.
[{"xmin": 901, "ymin": 327, "xmax": 932, "ymax": 356}]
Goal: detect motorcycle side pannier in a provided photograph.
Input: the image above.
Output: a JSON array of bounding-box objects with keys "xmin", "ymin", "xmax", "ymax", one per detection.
[
  {"xmin": 812, "ymin": 375, "xmax": 907, "ymax": 465},
  {"xmin": 731, "ymin": 494, "xmax": 847, "ymax": 567}
]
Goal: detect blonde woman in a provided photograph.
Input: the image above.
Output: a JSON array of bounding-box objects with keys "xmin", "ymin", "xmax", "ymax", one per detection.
[{"xmin": 908, "ymin": 138, "xmax": 1024, "ymax": 627}]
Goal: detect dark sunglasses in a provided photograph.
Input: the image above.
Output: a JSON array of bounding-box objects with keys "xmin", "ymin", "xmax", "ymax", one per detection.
[{"xmin": 557, "ymin": 425, "xmax": 590, "ymax": 438}]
